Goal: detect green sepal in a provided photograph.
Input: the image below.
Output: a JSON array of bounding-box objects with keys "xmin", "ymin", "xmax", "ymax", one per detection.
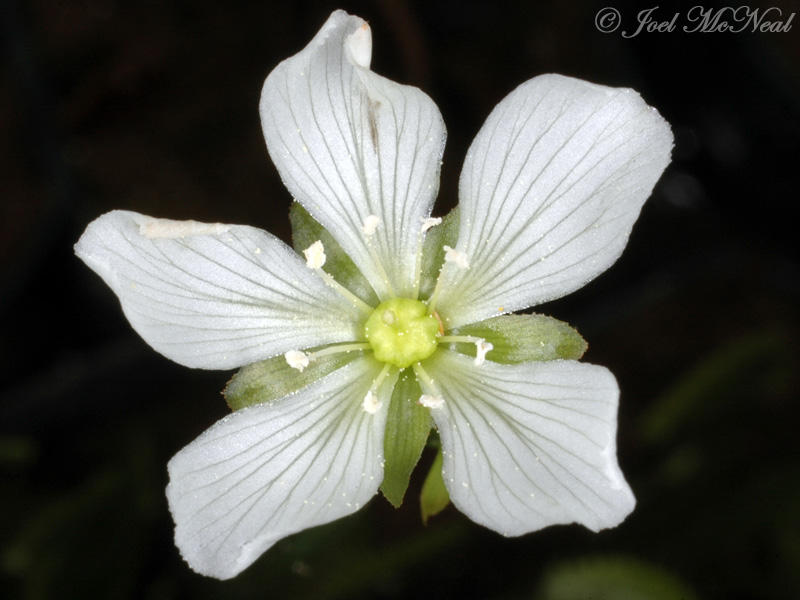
[
  {"xmin": 453, "ymin": 313, "xmax": 588, "ymax": 363},
  {"xmin": 420, "ymin": 448, "xmax": 450, "ymax": 524},
  {"xmin": 224, "ymin": 350, "xmax": 353, "ymax": 411},
  {"xmin": 380, "ymin": 369, "xmax": 432, "ymax": 507},
  {"xmin": 419, "ymin": 207, "xmax": 459, "ymax": 299},
  {"xmin": 289, "ymin": 202, "xmax": 379, "ymax": 306}
]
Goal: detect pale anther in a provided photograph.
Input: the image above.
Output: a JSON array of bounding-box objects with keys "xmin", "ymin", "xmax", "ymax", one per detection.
[
  {"xmin": 419, "ymin": 394, "xmax": 444, "ymax": 409},
  {"xmin": 303, "ymin": 240, "xmax": 326, "ymax": 269},
  {"xmin": 139, "ymin": 218, "xmax": 229, "ymax": 240},
  {"xmin": 362, "ymin": 390, "xmax": 381, "ymax": 414},
  {"xmin": 474, "ymin": 339, "xmax": 493, "ymax": 366},
  {"xmin": 346, "ymin": 23, "xmax": 372, "ymax": 69},
  {"xmin": 284, "ymin": 350, "xmax": 310, "ymax": 372},
  {"xmin": 420, "ymin": 217, "xmax": 442, "ymax": 233},
  {"xmin": 362, "ymin": 214, "xmax": 381, "ymax": 236},
  {"xmin": 443, "ymin": 245, "xmax": 470, "ymax": 269}
]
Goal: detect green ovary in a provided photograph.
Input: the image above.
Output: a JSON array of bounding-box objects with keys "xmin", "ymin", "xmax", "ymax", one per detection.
[{"xmin": 364, "ymin": 298, "xmax": 440, "ymax": 368}]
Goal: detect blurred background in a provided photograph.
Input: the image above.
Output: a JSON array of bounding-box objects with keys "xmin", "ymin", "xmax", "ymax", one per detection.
[{"xmin": 1, "ymin": 0, "xmax": 799, "ymax": 598}]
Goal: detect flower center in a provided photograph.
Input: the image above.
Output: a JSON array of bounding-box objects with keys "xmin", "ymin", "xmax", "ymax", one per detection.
[{"xmin": 364, "ymin": 298, "xmax": 439, "ymax": 368}]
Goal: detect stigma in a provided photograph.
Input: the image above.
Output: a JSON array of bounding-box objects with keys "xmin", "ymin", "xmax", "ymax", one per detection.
[{"xmin": 363, "ymin": 298, "xmax": 440, "ymax": 368}]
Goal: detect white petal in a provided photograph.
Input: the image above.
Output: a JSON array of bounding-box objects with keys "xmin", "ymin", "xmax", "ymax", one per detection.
[
  {"xmin": 436, "ymin": 74, "xmax": 672, "ymax": 328},
  {"xmin": 260, "ymin": 10, "xmax": 446, "ymax": 298},
  {"xmin": 425, "ymin": 350, "xmax": 635, "ymax": 535},
  {"xmin": 166, "ymin": 357, "xmax": 395, "ymax": 579},
  {"xmin": 75, "ymin": 211, "xmax": 361, "ymax": 369}
]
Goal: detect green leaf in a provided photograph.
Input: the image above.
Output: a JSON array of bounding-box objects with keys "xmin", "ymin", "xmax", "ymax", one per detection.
[
  {"xmin": 453, "ymin": 313, "xmax": 587, "ymax": 363},
  {"xmin": 419, "ymin": 207, "xmax": 459, "ymax": 299},
  {"xmin": 536, "ymin": 556, "xmax": 700, "ymax": 600},
  {"xmin": 224, "ymin": 351, "xmax": 353, "ymax": 411},
  {"xmin": 289, "ymin": 202, "xmax": 379, "ymax": 306},
  {"xmin": 420, "ymin": 448, "xmax": 450, "ymax": 524},
  {"xmin": 380, "ymin": 369, "xmax": 431, "ymax": 507}
]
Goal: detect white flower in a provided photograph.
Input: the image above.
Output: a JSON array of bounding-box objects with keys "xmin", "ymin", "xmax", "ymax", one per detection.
[{"xmin": 74, "ymin": 10, "xmax": 672, "ymax": 580}]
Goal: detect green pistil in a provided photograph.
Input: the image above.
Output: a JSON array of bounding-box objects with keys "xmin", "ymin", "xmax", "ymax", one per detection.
[{"xmin": 364, "ymin": 298, "xmax": 440, "ymax": 368}]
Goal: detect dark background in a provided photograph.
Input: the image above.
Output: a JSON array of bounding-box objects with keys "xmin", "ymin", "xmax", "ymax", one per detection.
[{"xmin": 2, "ymin": 0, "xmax": 799, "ymax": 598}]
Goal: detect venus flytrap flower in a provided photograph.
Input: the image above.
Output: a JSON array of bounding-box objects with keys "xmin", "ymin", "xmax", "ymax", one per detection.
[{"xmin": 74, "ymin": 10, "xmax": 672, "ymax": 580}]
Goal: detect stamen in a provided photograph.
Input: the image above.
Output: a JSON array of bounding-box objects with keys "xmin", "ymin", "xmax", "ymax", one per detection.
[
  {"xmin": 412, "ymin": 215, "xmax": 445, "ymax": 299},
  {"xmin": 302, "ymin": 240, "xmax": 373, "ymax": 315},
  {"xmin": 307, "ymin": 342, "xmax": 371, "ymax": 360},
  {"xmin": 474, "ymin": 340, "xmax": 494, "ymax": 366},
  {"xmin": 438, "ymin": 336, "xmax": 493, "ymax": 366},
  {"xmin": 426, "ymin": 246, "xmax": 470, "ymax": 312},
  {"xmin": 360, "ymin": 225, "xmax": 396, "ymax": 300},
  {"xmin": 362, "ymin": 390, "xmax": 381, "ymax": 414},
  {"xmin": 303, "ymin": 240, "xmax": 326, "ymax": 269},
  {"xmin": 426, "ymin": 279, "xmax": 443, "ymax": 313},
  {"xmin": 285, "ymin": 350, "xmax": 310, "ymax": 372},
  {"xmin": 362, "ymin": 214, "xmax": 381, "ymax": 236},
  {"xmin": 419, "ymin": 394, "xmax": 444, "ymax": 409},
  {"xmin": 346, "ymin": 23, "xmax": 372, "ymax": 69},
  {"xmin": 412, "ymin": 362, "xmax": 443, "ymax": 399},
  {"xmin": 420, "ymin": 217, "xmax": 442, "ymax": 233},
  {"xmin": 317, "ymin": 270, "xmax": 373, "ymax": 315},
  {"xmin": 432, "ymin": 310, "xmax": 444, "ymax": 335},
  {"xmin": 438, "ymin": 335, "xmax": 483, "ymax": 345},
  {"xmin": 362, "ymin": 363, "xmax": 392, "ymax": 414},
  {"xmin": 139, "ymin": 218, "xmax": 229, "ymax": 239},
  {"xmin": 443, "ymin": 245, "xmax": 470, "ymax": 269}
]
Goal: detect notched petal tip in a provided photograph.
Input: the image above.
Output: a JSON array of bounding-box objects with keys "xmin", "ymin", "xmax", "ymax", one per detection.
[
  {"xmin": 425, "ymin": 352, "xmax": 636, "ymax": 536},
  {"xmin": 259, "ymin": 9, "xmax": 446, "ymax": 299}
]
